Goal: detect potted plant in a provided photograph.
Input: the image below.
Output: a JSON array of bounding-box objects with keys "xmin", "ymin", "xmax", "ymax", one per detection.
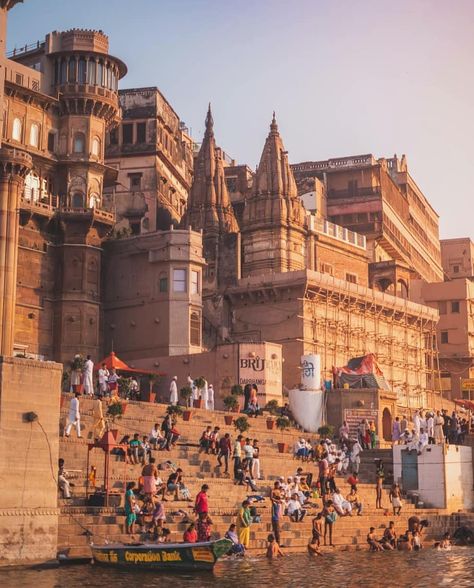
[
  {"xmin": 223, "ymin": 395, "xmax": 239, "ymax": 424},
  {"xmin": 193, "ymin": 377, "xmax": 205, "ymax": 408},
  {"xmin": 70, "ymin": 354, "xmax": 85, "ymax": 393},
  {"xmin": 145, "ymin": 374, "xmax": 157, "ymax": 403},
  {"xmin": 265, "ymin": 399, "xmax": 279, "ymax": 430},
  {"xmin": 106, "ymin": 396, "xmax": 127, "ymax": 439},
  {"xmin": 234, "ymin": 415, "xmax": 250, "ymax": 435},
  {"xmin": 118, "ymin": 376, "xmax": 133, "ymax": 399},
  {"xmin": 166, "ymin": 404, "xmax": 183, "ymax": 419},
  {"xmin": 317, "ymin": 424, "xmax": 335, "ymax": 440},
  {"xmin": 180, "ymin": 386, "xmax": 193, "ymax": 420},
  {"xmin": 231, "ymin": 384, "xmax": 244, "ymax": 397},
  {"xmin": 276, "ymin": 416, "xmax": 291, "ymax": 453},
  {"xmin": 229, "ymin": 384, "xmax": 243, "ymax": 412}
]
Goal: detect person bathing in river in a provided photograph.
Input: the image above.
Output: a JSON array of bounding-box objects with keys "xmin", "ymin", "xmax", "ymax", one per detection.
[
  {"xmin": 311, "ymin": 512, "xmax": 323, "ymax": 547},
  {"xmin": 307, "ymin": 535, "xmax": 323, "ymax": 556},
  {"xmin": 266, "ymin": 534, "xmax": 284, "ymax": 559},
  {"xmin": 382, "ymin": 521, "xmax": 397, "ymax": 549},
  {"xmin": 367, "ymin": 527, "xmax": 384, "ymax": 551}
]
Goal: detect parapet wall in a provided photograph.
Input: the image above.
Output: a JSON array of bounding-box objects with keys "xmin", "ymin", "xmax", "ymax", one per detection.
[{"xmin": 0, "ymin": 357, "xmax": 62, "ymax": 566}]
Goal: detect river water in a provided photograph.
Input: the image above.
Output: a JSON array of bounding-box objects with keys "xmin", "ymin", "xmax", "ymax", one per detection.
[{"xmin": 2, "ymin": 549, "xmax": 473, "ymax": 588}]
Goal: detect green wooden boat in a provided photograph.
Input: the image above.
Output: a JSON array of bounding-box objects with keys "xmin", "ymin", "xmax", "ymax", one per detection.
[{"xmin": 91, "ymin": 538, "xmax": 233, "ymax": 571}]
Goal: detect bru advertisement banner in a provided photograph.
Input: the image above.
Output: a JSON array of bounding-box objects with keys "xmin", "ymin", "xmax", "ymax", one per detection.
[{"xmin": 238, "ymin": 343, "xmax": 282, "ymax": 403}]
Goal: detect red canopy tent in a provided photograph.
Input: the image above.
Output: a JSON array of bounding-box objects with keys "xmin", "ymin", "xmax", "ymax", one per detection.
[
  {"xmin": 454, "ymin": 398, "xmax": 474, "ymax": 411},
  {"xmin": 96, "ymin": 351, "xmax": 166, "ymax": 377}
]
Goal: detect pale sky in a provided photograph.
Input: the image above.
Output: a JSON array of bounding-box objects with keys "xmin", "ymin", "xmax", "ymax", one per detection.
[{"xmin": 8, "ymin": 0, "xmax": 474, "ymax": 239}]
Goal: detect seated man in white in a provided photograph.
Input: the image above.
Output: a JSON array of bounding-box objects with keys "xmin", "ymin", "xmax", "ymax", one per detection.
[{"xmin": 332, "ymin": 488, "xmax": 352, "ymax": 516}]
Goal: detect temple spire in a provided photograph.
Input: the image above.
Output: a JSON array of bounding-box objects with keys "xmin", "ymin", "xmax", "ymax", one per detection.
[
  {"xmin": 270, "ymin": 110, "xmax": 278, "ymax": 134},
  {"xmin": 241, "ymin": 115, "xmax": 306, "ymax": 276},
  {"xmin": 181, "ymin": 106, "xmax": 238, "ymax": 236},
  {"xmin": 205, "ymin": 102, "xmax": 214, "ymax": 135}
]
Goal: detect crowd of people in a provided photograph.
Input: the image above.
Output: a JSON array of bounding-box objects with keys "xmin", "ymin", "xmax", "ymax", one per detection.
[
  {"xmin": 393, "ymin": 409, "xmax": 470, "ymax": 450},
  {"xmin": 60, "ymin": 367, "xmax": 471, "ymax": 556}
]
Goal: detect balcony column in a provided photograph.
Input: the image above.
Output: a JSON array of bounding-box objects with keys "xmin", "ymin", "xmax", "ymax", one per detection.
[{"xmin": 0, "ymin": 147, "xmax": 32, "ymax": 356}]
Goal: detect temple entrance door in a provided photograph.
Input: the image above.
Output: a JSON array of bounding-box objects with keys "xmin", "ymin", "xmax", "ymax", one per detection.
[
  {"xmin": 382, "ymin": 407, "xmax": 392, "ymax": 442},
  {"xmin": 401, "ymin": 450, "xmax": 419, "ymax": 491}
]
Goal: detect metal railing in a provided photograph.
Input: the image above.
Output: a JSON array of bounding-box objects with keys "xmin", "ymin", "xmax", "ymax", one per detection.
[{"xmin": 7, "ymin": 41, "xmax": 44, "ymax": 58}]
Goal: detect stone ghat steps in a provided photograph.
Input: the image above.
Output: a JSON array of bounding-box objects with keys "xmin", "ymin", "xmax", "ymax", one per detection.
[
  {"xmin": 57, "ymin": 396, "xmax": 446, "ymax": 556},
  {"xmin": 58, "ymin": 508, "xmax": 447, "ymax": 558},
  {"xmin": 60, "ymin": 396, "xmax": 307, "ymax": 442},
  {"xmin": 59, "ymin": 435, "xmax": 390, "ymax": 484}
]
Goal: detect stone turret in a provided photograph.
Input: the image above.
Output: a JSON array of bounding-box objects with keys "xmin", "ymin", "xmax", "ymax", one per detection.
[
  {"xmin": 182, "ymin": 105, "xmax": 240, "ymax": 291},
  {"xmin": 241, "ymin": 114, "xmax": 306, "ymax": 276},
  {"xmin": 182, "ymin": 104, "xmax": 238, "ymax": 236}
]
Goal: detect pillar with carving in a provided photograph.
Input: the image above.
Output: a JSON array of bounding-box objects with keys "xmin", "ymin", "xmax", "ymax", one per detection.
[{"xmin": 0, "ymin": 147, "xmax": 32, "ymax": 356}]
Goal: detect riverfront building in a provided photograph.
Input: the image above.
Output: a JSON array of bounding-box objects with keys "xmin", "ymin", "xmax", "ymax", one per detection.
[{"xmin": 0, "ymin": 2, "xmax": 451, "ymax": 411}]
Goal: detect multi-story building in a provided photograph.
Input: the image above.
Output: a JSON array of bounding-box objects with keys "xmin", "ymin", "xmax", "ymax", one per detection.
[
  {"xmin": 1, "ymin": 2, "xmax": 443, "ymax": 411},
  {"xmin": 183, "ymin": 111, "xmax": 440, "ymax": 407},
  {"xmin": 291, "ymin": 153, "xmax": 444, "ymax": 293},
  {"xmin": 412, "ymin": 238, "xmax": 474, "ymax": 400},
  {"xmin": 440, "ymin": 237, "xmax": 474, "ymax": 280},
  {"xmin": 3, "ymin": 25, "xmax": 127, "ymax": 362},
  {"xmin": 0, "ymin": 4, "xmax": 203, "ymax": 363},
  {"xmin": 104, "ymin": 87, "xmax": 195, "ymax": 235}
]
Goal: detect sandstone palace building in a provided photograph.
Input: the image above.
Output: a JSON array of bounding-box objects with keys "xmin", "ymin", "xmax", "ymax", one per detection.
[{"xmin": 1, "ymin": 1, "xmax": 471, "ymax": 407}]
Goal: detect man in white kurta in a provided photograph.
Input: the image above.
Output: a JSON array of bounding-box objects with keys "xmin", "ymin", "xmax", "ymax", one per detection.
[
  {"xmin": 65, "ymin": 394, "xmax": 82, "ymax": 437},
  {"xmin": 201, "ymin": 378, "xmax": 208, "ymax": 410},
  {"xmin": 83, "ymin": 355, "xmax": 94, "ymax": 396},
  {"xmin": 207, "ymin": 384, "xmax": 215, "ymax": 411},
  {"xmin": 413, "ymin": 411, "xmax": 421, "ymax": 436},
  {"xmin": 98, "ymin": 364, "xmax": 109, "ymax": 397},
  {"xmin": 188, "ymin": 374, "xmax": 198, "ymax": 402},
  {"xmin": 169, "ymin": 376, "xmax": 178, "ymax": 405}
]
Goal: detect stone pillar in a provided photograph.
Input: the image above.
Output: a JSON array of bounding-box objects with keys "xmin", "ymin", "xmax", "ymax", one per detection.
[
  {"xmin": 0, "ymin": 147, "xmax": 32, "ymax": 356},
  {"xmin": 0, "ymin": 356, "xmax": 62, "ymax": 566}
]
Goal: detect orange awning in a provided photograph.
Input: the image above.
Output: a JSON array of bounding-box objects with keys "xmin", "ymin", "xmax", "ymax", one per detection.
[
  {"xmin": 96, "ymin": 351, "xmax": 165, "ymax": 377},
  {"xmin": 96, "ymin": 351, "xmax": 130, "ymax": 371},
  {"xmin": 454, "ymin": 398, "xmax": 474, "ymax": 411}
]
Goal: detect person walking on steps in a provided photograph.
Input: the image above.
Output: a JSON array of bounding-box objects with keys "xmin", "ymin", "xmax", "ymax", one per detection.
[
  {"xmin": 65, "ymin": 393, "xmax": 82, "ymax": 438},
  {"xmin": 169, "ymin": 376, "xmax": 178, "ymax": 405}
]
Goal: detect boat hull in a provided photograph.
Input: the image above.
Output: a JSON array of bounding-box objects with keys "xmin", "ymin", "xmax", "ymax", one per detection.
[{"xmin": 91, "ymin": 539, "xmax": 232, "ymax": 571}]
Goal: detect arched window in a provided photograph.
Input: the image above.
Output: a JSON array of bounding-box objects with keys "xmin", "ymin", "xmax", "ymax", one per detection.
[
  {"xmin": 29, "ymin": 123, "xmax": 40, "ymax": 147},
  {"xmin": 47, "ymin": 131, "xmax": 56, "ymax": 152},
  {"xmin": 78, "ymin": 58, "xmax": 87, "ymax": 84},
  {"xmin": 12, "ymin": 117, "xmax": 22, "ymax": 141},
  {"xmin": 73, "ymin": 133, "xmax": 85, "ymax": 153},
  {"xmin": 87, "ymin": 60, "xmax": 96, "ymax": 85},
  {"xmin": 91, "ymin": 136, "xmax": 101, "ymax": 157},
  {"xmin": 88, "ymin": 193, "xmax": 100, "ymax": 208},
  {"xmin": 190, "ymin": 311, "xmax": 201, "ymax": 347},
  {"xmin": 97, "ymin": 61, "xmax": 103, "ymax": 87},
  {"xmin": 24, "ymin": 172, "xmax": 40, "ymax": 202},
  {"xmin": 68, "ymin": 58, "xmax": 76, "ymax": 83},
  {"xmin": 60, "ymin": 59, "xmax": 67, "ymax": 83},
  {"xmin": 71, "ymin": 193, "xmax": 85, "ymax": 208}
]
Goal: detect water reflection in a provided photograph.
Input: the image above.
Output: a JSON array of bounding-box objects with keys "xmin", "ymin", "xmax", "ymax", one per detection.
[{"xmin": 1, "ymin": 549, "xmax": 474, "ymax": 588}]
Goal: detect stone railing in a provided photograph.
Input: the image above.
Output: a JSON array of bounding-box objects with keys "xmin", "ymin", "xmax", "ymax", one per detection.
[{"xmin": 309, "ymin": 216, "xmax": 366, "ymax": 250}]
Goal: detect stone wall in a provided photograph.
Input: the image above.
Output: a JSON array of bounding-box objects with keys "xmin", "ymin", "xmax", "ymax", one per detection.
[{"xmin": 0, "ymin": 357, "xmax": 62, "ymax": 566}]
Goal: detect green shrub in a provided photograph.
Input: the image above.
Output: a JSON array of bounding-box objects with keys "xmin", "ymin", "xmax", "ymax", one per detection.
[
  {"xmin": 265, "ymin": 399, "xmax": 280, "ymax": 415},
  {"xmin": 317, "ymin": 425, "xmax": 335, "ymax": 438},
  {"xmin": 231, "ymin": 384, "xmax": 244, "ymax": 396},
  {"xmin": 223, "ymin": 395, "xmax": 239, "ymax": 411},
  {"xmin": 276, "ymin": 416, "xmax": 291, "ymax": 431},
  {"xmin": 234, "ymin": 415, "xmax": 250, "ymax": 433}
]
